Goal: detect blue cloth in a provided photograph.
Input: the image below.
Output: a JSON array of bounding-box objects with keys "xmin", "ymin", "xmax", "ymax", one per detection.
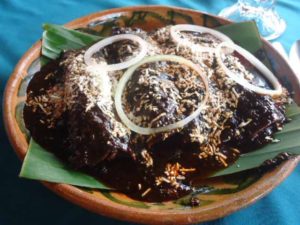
[{"xmin": 0, "ymin": 0, "xmax": 299, "ymax": 224}]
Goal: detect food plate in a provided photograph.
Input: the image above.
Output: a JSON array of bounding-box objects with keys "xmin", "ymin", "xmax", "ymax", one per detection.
[{"xmin": 3, "ymin": 5, "xmax": 300, "ymax": 224}]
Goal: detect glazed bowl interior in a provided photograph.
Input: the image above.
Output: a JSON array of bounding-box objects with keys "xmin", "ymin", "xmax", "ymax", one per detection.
[{"xmin": 3, "ymin": 5, "xmax": 300, "ymax": 225}]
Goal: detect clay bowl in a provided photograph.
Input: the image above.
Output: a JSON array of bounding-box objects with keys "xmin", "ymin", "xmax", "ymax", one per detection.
[{"xmin": 3, "ymin": 5, "xmax": 300, "ymax": 225}]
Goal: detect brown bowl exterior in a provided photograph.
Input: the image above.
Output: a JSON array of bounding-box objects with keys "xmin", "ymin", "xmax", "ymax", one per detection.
[{"xmin": 3, "ymin": 5, "xmax": 300, "ymax": 225}]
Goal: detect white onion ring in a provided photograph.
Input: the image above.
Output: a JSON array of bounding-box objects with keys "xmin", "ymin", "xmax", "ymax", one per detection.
[
  {"xmin": 114, "ymin": 55, "xmax": 209, "ymax": 135},
  {"xmin": 170, "ymin": 24, "xmax": 233, "ymax": 53},
  {"xmin": 84, "ymin": 34, "xmax": 148, "ymax": 71},
  {"xmin": 215, "ymin": 41, "xmax": 282, "ymax": 96}
]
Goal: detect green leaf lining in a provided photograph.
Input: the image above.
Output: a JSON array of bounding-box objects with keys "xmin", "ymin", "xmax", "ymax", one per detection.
[
  {"xmin": 42, "ymin": 23, "xmax": 102, "ymax": 59},
  {"xmin": 212, "ymin": 103, "xmax": 300, "ymax": 177},
  {"xmin": 20, "ymin": 139, "xmax": 112, "ymax": 190}
]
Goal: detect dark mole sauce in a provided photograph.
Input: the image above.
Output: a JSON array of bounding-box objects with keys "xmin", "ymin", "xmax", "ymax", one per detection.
[
  {"xmin": 24, "ymin": 62, "xmax": 238, "ymax": 202},
  {"xmin": 24, "ymin": 62, "xmax": 286, "ymax": 202},
  {"xmin": 23, "ymin": 59, "xmax": 68, "ymax": 157},
  {"xmin": 233, "ymin": 51, "xmax": 273, "ymax": 89},
  {"xmin": 86, "ymin": 133, "xmax": 240, "ymax": 202},
  {"xmin": 24, "ymin": 36, "xmax": 287, "ymax": 203}
]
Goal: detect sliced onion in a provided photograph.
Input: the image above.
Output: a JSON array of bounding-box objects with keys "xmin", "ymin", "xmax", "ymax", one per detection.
[
  {"xmin": 114, "ymin": 55, "xmax": 209, "ymax": 135},
  {"xmin": 170, "ymin": 24, "xmax": 233, "ymax": 53},
  {"xmin": 215, "ymin": 41, "xmax": 282, "ymax": 96},
  {"xmin": 84, "ymin": 34, "xmax": 148, "ymax": 71}
]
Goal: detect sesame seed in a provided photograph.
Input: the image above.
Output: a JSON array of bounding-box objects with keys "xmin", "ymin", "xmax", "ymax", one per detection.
[{"xmin": 141, "ymin": 188, "xmax": 152, "ymax": 197}]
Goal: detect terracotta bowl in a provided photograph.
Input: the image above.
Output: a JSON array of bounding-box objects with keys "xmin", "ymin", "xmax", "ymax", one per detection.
[{"xmin": 3, "ymin": 5, "xmax": 300, "ymax": 225}]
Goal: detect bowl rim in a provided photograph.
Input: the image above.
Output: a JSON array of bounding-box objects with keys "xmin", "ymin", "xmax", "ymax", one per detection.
[{"xmin": 3, "ymin": 5, "xmax": 300, "ymax": 225}]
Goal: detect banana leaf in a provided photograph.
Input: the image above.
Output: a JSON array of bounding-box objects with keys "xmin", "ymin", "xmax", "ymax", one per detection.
[
  {"xmin": 212, "ymin": 103, "xmax": 300, "ymax": 177},
  {"xmin": 42, "ymin": 23, "xmax": 102, "ymax": 59},
  {"xmin": 20, "ymin": 21, "xmax": 300, "ymax": 189},
  {"xmin": 20, "ymin": 139, "xmax": 111, "ymax": 189}
]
